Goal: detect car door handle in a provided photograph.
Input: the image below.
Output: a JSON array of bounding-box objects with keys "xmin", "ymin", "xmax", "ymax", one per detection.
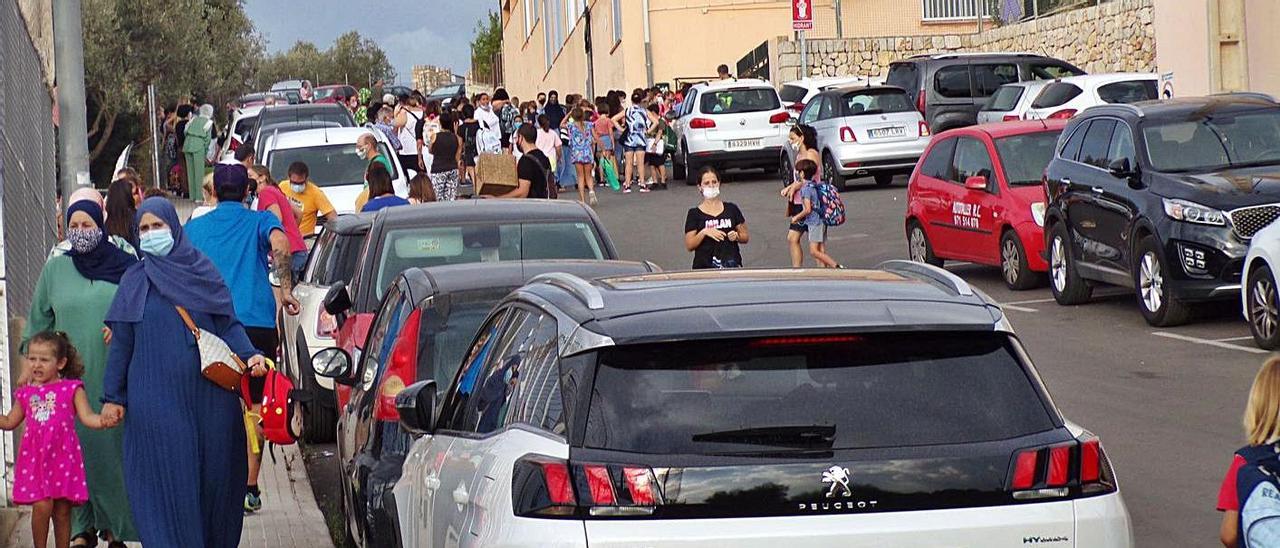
[
  {"xmin": 453, "ymin": 484, "xmax": 469, "ymax": 508},
  {"xmin": 1091, "ymin": 186, "xmax": 1105, "ymax": 194}
]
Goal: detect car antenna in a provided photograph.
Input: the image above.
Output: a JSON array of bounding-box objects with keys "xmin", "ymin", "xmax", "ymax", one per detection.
[{"xmin": 1039, "ymin": 116, "xmax": 1048, "ymax": 130}]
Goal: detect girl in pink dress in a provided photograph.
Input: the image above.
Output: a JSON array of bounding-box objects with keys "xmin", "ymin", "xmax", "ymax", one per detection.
[{"xmin": 1, "ymin": 331, "xmax": 110, "ymax": 548}]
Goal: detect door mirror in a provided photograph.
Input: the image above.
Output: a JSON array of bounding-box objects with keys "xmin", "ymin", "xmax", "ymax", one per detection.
[
  {"xmin": 964, "ymin": 175, "xmax": 989, "ymax": 191},
  {"xmin": 1108, "ymin": 157, "xmax": 1136, "ymax": 178},
  {"xmin": 312, "ymin": 348, "xmax": 352, "ymax": 380},
  {"xmin": 396, "ymin": 380, "xmax": 437, "ymax": 435},
  {"xmin": 323, "ymin": 281, "xmax": 352, "ymax": 317}
]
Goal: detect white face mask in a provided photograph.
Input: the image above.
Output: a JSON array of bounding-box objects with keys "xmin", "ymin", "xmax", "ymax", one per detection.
[
  {"xmin": 701, "ymin": 186, "xmax": 721, "ymax": 200},
  {"xmin": 290, "ymin": 182, "xmax": 306, "ymax": 193}
]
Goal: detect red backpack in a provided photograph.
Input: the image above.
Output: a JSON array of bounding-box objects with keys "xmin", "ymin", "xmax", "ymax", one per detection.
[{"xmin": 240, "ymin": 364, "xmax": 306, "ymax": 446}]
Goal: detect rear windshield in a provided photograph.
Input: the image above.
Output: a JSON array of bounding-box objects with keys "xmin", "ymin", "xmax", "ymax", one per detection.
[
  {"xmin": 699, "ymin": 88, "xmax": 781, "ymax": 114},
  {"xmin": 1143, "ymin": 109, "xmax": 1280, "ymax": 172},
  {"xmin": 984, "ymin": 85, "xmax": 1025, "ymax": 112},
  {"xmin": 584, "ymin": 332, "xmax": 1055, "ymax": 454},
  {"xmin": 259, "ymin": 109, "xmax": 353, "ymax": 128},
  {"xmin": 374, "ymin": 222, "xmax": 606, "ymax": 297},
  {"xmin": 840, "ymin": 89, "xmax": 913, "ymax": 116},
  {"xmin": 233, "ymin": 116, "xmax": 257, "ymax": 140},
  {"xmin": 267, "ymin": 143, "xmax": 397, "ymax": 187},
  {"xmin": 1032, "ymin": 83, "xmax": 1083, "ymax": 109},
  {"xmin": 779, "ymin": 85, "xmax": 808, "ymax": 103},
  {"xmin": 885, "ymin": 63, "xmax": 920, "ymax": 93},
  {"xmin": 1098, "ymin": 80, "xmax": 1157, "ymax": 104},
  {"xmin": 994, "ymin": 131, "xmax": 1063, "ymax": 185}
]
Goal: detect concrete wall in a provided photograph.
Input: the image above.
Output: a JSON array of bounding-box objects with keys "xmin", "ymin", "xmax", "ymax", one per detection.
[
  {"xmin": 1154, "ymin": 0, "xmax": 1280, "ymax": 97},
  {"xmin": 775, "ymin": 0, "xmax": 1157, "ymax": 83}
]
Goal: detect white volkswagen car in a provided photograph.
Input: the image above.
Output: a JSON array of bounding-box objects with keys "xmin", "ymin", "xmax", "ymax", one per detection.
[
  {"xmin": 261, "ymin": 127, "xmax": 407, "ymax": 214},
  {"xmin": 1022, "ymin": 73, "xmax": 1161, "ymax": 121},
  {"xmin": 671, "ymin": 78, "xmax": 791, "ymax": 185}
]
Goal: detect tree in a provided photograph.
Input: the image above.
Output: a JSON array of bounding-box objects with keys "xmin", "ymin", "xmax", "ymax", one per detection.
[
  {"xmin": 253, "ymin": 31, "xmax": 395, "ymax": 89},
  {"xmin": 470, "ymin": 10, "xmax": 501, "ymax": 80}
]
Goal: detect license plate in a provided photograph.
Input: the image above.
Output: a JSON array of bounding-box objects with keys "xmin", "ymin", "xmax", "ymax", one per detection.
[
  {"xmin": 726, "ymin": 139, "xmax": 762, "ymax": 149},
  {"xmin": 869, "ymin": 126, "xmax": 906, "ymax": 139}
]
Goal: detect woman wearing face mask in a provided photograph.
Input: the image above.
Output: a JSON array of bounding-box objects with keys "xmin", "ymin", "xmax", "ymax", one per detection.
[
  {"xmin": 684, "ymin": 167, "xmax": 748, "ymax": 269},
  {"xmin": 250, "ymin": 165, "xmax": 308, "ymax": 281},
  {"xmin": 780, "ymin": 124, "xmax": 821, "ymax": 267},
  {"xmin": 24, "ymin": 201, "xmax": 139, "ymax": 548},
  {"xmin": 101, "ymin": 198, "xmax": 270, "ymax": 548}
]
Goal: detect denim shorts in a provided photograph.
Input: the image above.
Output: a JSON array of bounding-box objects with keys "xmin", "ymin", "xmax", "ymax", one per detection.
[{"xmin": 807, "ymin": 222, "xmax": 827, "ymax": 243}]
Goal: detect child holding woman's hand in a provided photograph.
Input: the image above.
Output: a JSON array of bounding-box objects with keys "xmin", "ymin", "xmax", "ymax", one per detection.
[{"xmin": 0, "ymin": 330, "xmax": 115, "ymax": 548}]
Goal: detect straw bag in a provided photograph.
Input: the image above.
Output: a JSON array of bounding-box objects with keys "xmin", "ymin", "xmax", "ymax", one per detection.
[{"xmin": 175, "ymin": 306, "xmax": 246, "ymax": 391}]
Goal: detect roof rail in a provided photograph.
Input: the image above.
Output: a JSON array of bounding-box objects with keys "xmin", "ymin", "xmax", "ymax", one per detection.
[
  {"xmin": 1212, "ymin": 91, "xmax": 1278, "ymax": 103},
  {"xmin": 1093, "ymin": 103, "xmax": 1145, "ymax": 118},
  {"xmin": 878, "ymin": 260, "xmax": 973, "ymax": 297},
  {"xmin": 912, "ymin": 52, "xmax": 1040, "ymax": 60},
  {"xmin": 530, "ymin": 273, "xmax": 605, "ymax": 310}
]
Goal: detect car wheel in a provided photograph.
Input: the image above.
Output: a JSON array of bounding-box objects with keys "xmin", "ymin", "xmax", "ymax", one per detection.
[
  {"xmin": 874, "ymin": 173, "xmax": 895, "ymax": 186},
  {"xmin": 1000, "ymin": 230, "xmax": 1041, "ymax": 291},
  {"xmin": 1249, "ymin": 265, "xmax": 1280, "ymax": 350},
  {"xmin": 1134, "ymin": 234, "xmax": 1191, "ymax": 327},
  {"xmin": 299, "ymin": 337, "xmax": 338, "ymax": 443},
  {"xmin": 780, "ymin": 154, "xmax": 794, "ymax": 186},
  {"xmin": 672, "ymin": 144, "xmax": 687, "ymax": 180},
  {"xmin": 1048, "ymin": 222, "xmax": 1093, "ymax": 305},
  {"xmin": 684, "ymin": 146, "xmax": 700, "ymax": 186},
  {"xmin": 823, "ymin": 152, "xmax": 847, "ymax": 191},
  {"xmin": 907, "ymin": 220, "xmax": 943, "ymax": 267}
]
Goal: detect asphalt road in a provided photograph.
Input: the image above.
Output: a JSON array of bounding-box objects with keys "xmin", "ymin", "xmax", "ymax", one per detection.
[{"xmin": 306, "ymin": 169, "xmax": 1258, "ymax": 547}]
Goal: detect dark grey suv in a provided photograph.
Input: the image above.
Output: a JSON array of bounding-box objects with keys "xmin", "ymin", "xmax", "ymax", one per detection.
[{"xmin": 886, "ymin": 53, "xmax": 1083, "ymax": 134}]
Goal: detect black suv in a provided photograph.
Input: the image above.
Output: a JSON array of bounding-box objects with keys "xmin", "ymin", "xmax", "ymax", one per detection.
[
  {"xmin": 1044, "ymin": 94, "xmax": 1280, "ymax": 326},
  {"xmin": 886, "ymin": 53, "xmax": 1083, "ymax": 133},
  {"xmin": 251, "ymin": 103, "xmax": 356, "ymax": 160}
]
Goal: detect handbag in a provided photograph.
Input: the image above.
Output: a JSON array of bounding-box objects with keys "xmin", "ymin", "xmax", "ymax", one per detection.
[{"xmin": 175, "ymin": 306, "xmax": 247, "ymax": 391}]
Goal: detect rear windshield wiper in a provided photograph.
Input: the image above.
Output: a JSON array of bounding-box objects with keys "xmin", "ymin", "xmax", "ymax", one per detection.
[{"xmin": 692, "ymin": 425, "xmax": 837, "ymax": 448}]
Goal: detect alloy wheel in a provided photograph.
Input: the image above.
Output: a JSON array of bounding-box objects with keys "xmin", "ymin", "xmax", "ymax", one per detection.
[
  {"xmin": 1252, "ymin": 276, "xmax": 1278, "ymax": 342},
  {"xmin": 823, "ymin": 156, "xmax": 836, "ymax": 187},
  {"xmin": 909, "ymin": 227, "xmax": 928, "ymax": 263},
  {"xmin": 1002, "ymin": 238, "xmax": 1020, "ymax": 286},
  {"xmin": 1139, "ymin": 252, "xmax": 1163, "ymax": 313},
  {"xmin": 1050, "ymin": 236, "xmax": 1067, "ymax": 293}
]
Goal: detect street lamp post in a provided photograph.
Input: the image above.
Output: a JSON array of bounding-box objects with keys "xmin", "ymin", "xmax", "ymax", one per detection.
[{"xmin": 53, "ymin": 0, "xmax": 91, "ymax": 199}]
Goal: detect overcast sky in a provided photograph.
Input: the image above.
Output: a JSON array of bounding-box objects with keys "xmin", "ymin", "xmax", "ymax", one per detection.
[{"xmin": 243, "ymin": 0, "xmax": 494, "ymax": 85}]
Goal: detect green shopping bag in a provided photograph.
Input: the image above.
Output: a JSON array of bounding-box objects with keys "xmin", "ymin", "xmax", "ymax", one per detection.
[{"xmin": 600, "ymin": 157, "xmax": 621, "ymax": 190}]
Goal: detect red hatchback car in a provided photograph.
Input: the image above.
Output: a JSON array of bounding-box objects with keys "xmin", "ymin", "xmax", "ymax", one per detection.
[{"xmin": 905, "ymin": 120, "xmax": 1066, "ymax": 289}]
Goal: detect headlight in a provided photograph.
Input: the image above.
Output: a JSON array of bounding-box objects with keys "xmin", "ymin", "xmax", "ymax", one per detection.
[
  {"xmin": 1030, "ymin": 202, "xmax": 1046, "ymax": 227},
  {"xmin": 1163, "ymin": 198, "xmax": 1227, "ymax": 226}
]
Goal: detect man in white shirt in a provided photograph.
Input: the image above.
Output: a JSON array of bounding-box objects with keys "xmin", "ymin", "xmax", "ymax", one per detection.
[{"xmin": 474, "ymin": 92, "xmax": 502, "ymax": 154}]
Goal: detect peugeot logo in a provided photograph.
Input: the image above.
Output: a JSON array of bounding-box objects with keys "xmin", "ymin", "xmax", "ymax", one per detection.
[
  {"xmin": 822, "ymin": 465, "xmax": 852, "ymax": 498},
  {"xmin": 739, "ymin": 118, "xmax": 747, "ymax": 126}
]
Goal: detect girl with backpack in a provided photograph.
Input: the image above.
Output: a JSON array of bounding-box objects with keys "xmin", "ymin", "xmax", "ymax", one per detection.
[
  {"xmin": 1219, "ymin": 356, "xmax": 1280, "ymax": 547},
  {"xmin": 782, "ymin": 125, "xmax": 822, "ymax": 267},
  {"xmin": 791, "ymin": 159, "xmax": 843, "ymax": 269}
]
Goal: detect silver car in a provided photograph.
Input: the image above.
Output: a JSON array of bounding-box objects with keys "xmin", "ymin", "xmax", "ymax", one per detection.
[
  {"xmin": 977, "ymin": 80, "xmax": 1052, "ymax": 124},
  {"xmin": 784, "ymin": 86, "xmax": 931, "ymax": 189}
]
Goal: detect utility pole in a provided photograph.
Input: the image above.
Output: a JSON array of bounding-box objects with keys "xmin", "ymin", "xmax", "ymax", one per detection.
[
  {"xmin": 800, "ymin": 30, "xmax": 808, "ymax": 80},
  {"xmin": 53, "ymin": 0, "xmax": 91, "ymax": 198},
  {"xmin": 834, "ymin": 0, "xmax": 843, "ymax": 38}
]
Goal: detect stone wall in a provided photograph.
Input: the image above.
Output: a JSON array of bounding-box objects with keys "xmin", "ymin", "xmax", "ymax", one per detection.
[{"xmin": 773, "ymin": 0, "xmax": 1156, "ymax": 83}]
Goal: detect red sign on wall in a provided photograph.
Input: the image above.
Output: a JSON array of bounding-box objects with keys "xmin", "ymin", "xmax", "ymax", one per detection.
[{"xmin": 792, "ymin": 0, "xmax": 814, "ymax": 30}]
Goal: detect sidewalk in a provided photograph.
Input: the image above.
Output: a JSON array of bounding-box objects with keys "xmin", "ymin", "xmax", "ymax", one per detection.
[{"xmin": 4, "ymin": 444, "xmax": 333, "ymax": 548}]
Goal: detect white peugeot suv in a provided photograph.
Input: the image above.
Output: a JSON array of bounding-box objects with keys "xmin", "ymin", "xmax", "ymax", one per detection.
[
  {"xmin": 671, "ymin": 78, "xmax": 791, "ymax": 185},
  {"xmin": 384, "ymin": 265, "xmax": 1133, "ymax": 547}
]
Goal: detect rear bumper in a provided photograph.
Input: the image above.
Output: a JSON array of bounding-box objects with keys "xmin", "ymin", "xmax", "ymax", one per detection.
[
  {"xmin": 832, "ymin": 137, "xmax": 929, "ymax": 176},
  {"xmin": 689, "ymin": 147, "xmax": 784, "ymax": 168}
]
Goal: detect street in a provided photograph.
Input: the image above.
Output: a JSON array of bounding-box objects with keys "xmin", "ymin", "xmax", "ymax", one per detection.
[{"xmin": 307, "ymin": 170, "xmax": 1256, "ymax": 547}]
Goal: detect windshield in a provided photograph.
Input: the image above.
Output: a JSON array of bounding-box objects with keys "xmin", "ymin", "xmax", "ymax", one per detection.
[
  {"xmin": 267, "ymin": 142, "xmax": 396, "ymax": 188},
  {"xmin": 1143, "ymin": 109, "xmax": 1280, "ymax": 172},
  {"xmin": 984, "ymin": 85, "xmax": 1025, "ymax": 112},
  {"xmin": 585, "ymin": 332, "xmax": 1054, "ymax": 454},
  {"xmin": 313, "ymin": 87, "xmax": 340, "ymax": 100},
  {"xmin": 374, "ymin": 222, "xmax": 606, "ymax": 297},
  {"xmin": 700, "ymin": 88, "xmax": 781, "ymax": 114},
  {"xmin": 779, "ymin": 85, "xmax": 808, "ymax": 103},
  {"xmin": 840, "ymin": 89, "xmax": 913, "ymax": 116},
  {"xmin": 994, "ymin": 131, "xmax": 1062, "ymax": 186},
  {"xmin": 1098, "ymin": 80, "xmax": 1157, "ymax": 104},
  {"xmin": 430, "ymin": 85, "xmax": 463, "ymax": 98},
  {"xmin": 885, "ymin": 63, "xmax": 919, "ymax": 95}
]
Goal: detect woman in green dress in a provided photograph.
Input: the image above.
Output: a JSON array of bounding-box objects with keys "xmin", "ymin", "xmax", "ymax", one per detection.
[
  {"xmin": 183, "ymin": 104, "xmax": 214, "ymax": 200},
  {"xmin": 24, "ymin": 200, "xmax": 138, "ymax": 547}
]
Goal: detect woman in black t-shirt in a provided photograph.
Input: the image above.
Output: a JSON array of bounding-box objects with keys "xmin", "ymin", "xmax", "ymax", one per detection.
[
  {"xmin": 684, "ymin": 167, "xmax": 749, "ymax": 269},
  {"xmin": 428, "ymin": 111, "xmax": 462, "ymax": 201}
]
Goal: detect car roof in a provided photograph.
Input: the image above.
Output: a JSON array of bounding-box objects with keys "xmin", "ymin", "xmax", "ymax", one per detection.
[
  {"xmin": 518, "ymin": 266, "xmax": 1003, "ymax": 344},
  {"xmin": 783, "ymin": 76, "xmax": 867, "ymax": 88},
  {"xmin": 265, "ymin": 127, "xmax": 382, "ymax": 149},
  {"xmin": 956, "ymin": 119, "xmax": 1069, "ymax": 138},
  {"xmin": 259, "ymin": 103, "xmax": 347, "ymax": 116},
  {"xmin": 1104, "ymin": 94, "xmax": 1279, "ymax": 121},
  {"xmin": 315, "ymin": 84, "xmax": 351, "ymax": 90},
  {"xmin": 997, "ymin": 80, "xmax": 1052, "ymax": 90},
  {"xmin": 1045, "ymin": 73, "xmax": 1159, "ymax": 88},
  {"xmin": 323, "ymin": 212, "xmax": 376, "ymax": 236},
  {"xmin": 903, "ymin": 52, "xmax": 1048, "ymax": 61},
  {"xmin": 398, "ymin": 260, "xmax": 656, "ymax": 303},
  {"xmin": 371, "ymin": 199, "xmax": 597, "ymax": 229},
  {"xmin": 233, "ymin": 105, "xmax": 264, "ymax": 119},
  {"xmin": 820, "ymin": 85, "xmax": 907, "ymax": 96},
  {"xmin": 692, "ymin": 79, "xmax": 774, "ymax": 92}
]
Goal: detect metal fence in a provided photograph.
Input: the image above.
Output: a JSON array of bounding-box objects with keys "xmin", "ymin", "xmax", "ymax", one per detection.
[{"xmin": 737, "ymin": 40, "xmax": 771, "ymax": 82}]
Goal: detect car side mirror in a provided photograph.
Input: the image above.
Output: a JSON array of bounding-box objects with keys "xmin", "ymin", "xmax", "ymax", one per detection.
[
  {"xmin": 323, "ymin": 281, "xmax": 352, "ymax": 317},
  {"xmin": 1109, "ymin": 157, "xmax": 1135, "ymax": 177},
  {"xmin": 396, "ymin": 380, "xmax": 437, "ymax": 435},
  {"xmin": 964, "ymin": 175, "xmax": 990, "ymax": 191},
  {"xmin": 312, "ymin": 348, "xmax": 353, "ymax": 382}
]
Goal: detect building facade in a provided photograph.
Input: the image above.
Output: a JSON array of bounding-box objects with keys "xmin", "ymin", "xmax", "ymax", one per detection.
[
  {"xmin": 499, "ymin": 0, "xmax": 986, "ymax": 98},
  {"xmin": 1153, "ymin": 0, "xmax": 1280, "ymax": 97},
  {"xmin": 411, "ymin": 64, "xmax": 458, "ymax": 94}
]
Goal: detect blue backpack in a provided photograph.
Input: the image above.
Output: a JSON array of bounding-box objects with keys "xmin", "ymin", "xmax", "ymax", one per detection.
[
  {"xmin": 812, "ymin": 180, "xmax": 846, "ymax": 227},
  {"xmin": 1237, "ymin": 444, "xmax": 1280, "ymax": 547}
]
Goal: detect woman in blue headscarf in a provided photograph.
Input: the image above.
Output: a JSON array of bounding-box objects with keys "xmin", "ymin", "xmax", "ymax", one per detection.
[
  {"xmin": 24, "ymin": 200, "xmax": 138, "ymax": 548},
  {"xmin": 101, "ymin": 198, "xmax": 268, "ymax": 548}
]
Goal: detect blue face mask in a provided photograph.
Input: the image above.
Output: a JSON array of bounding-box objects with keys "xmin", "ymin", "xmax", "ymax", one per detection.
[{"xmin": 139, "ymin": 228, "xmax": 175, "ymax": 257}]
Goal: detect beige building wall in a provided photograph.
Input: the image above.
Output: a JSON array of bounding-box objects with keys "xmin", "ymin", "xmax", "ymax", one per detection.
[
  {"xmin": 840, "ymin": 0, "xmax": 983, "ymax": 37},
  {"xmin": 1153, "ymin": 0, "xmax": 1280, "ymax": 97}
]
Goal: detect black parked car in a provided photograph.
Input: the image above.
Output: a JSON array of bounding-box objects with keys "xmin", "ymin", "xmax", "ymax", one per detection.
[
  {"xmin": 886, "ymin": 53, "xmax": 1084, "ymax": 133},
  {"xmin": 313, "ymin": 259, "xmax": 656, "ymax": 547},
  {"xmin": 251, "ymin": 103, "xmax": 357, "ymax": 160},
  {"xmin": 1044, "ymin": 93, "xmax": 1280, "ymax": 326}
]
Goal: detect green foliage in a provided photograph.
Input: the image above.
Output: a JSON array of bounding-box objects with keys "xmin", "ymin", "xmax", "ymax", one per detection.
[
  {"xmin": 252, "ymin": 31, "xmax": 396, "ymax": 89},
  {"xmin": 470, "ymin": 10, "xmax": 501, "ymax": 75}
]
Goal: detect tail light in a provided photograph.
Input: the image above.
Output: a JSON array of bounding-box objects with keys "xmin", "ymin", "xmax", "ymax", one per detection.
[
  {"xmin": 229, "ymin": 137, "xmax": 241, "ymax": 152},
  {"xmin": 916, "ymin": 90, "xmax": 926, "ymax": 114},
  {"xmin": 1008, "ymin": 434, "xmax": 1115, "ymax": 500},
  {"xmin": 789, "ymin": 102, "xmax": 806, "ymax": 112},
  {"xmin": 513, "ymin": 455, "xmax": 662, "ymax": 518},
  {"xmin": 689, "ymin": 118, "xmax": 716, "ymax": 129},
  {"xmin": 839, "ymin": 127, "xmax": 857, "ymax": 143},
  {"xmin": 1047, "ymin": 109, "xmax": 1077, "ymax": 120},
  {"xmin": 374, "ymin": 309, "xmax": 422, "ymax": 421},
  {"xmin": 768, "ymin": 112, "xmax": 791, "ymax": 124},
  {"xmin": 1002, "ymin": 115, "xmax": 1020, "ymax": 122},
  {"xmin": 918, "ymin": 121, "xmax": 931, "ymax": 137},
  {"xmin": 316, "ymin": 310, "xmax": 338, "ymax": 339}
]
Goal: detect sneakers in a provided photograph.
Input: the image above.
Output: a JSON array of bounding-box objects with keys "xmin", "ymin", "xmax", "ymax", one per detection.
[
  {"xmin": 623, "ymin": 187, "xmax": 632, "ymax": 194},
  {"xmin": 244, "ymin": 491, "xmax": 263, "ymax": 513},
  {"xmin": 589, "ymin": 191, "xmax": 598, "ymax": 205},
  {"xmin": 638, "ymin": 185, "xmax": 651, "ymax": 193}
]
